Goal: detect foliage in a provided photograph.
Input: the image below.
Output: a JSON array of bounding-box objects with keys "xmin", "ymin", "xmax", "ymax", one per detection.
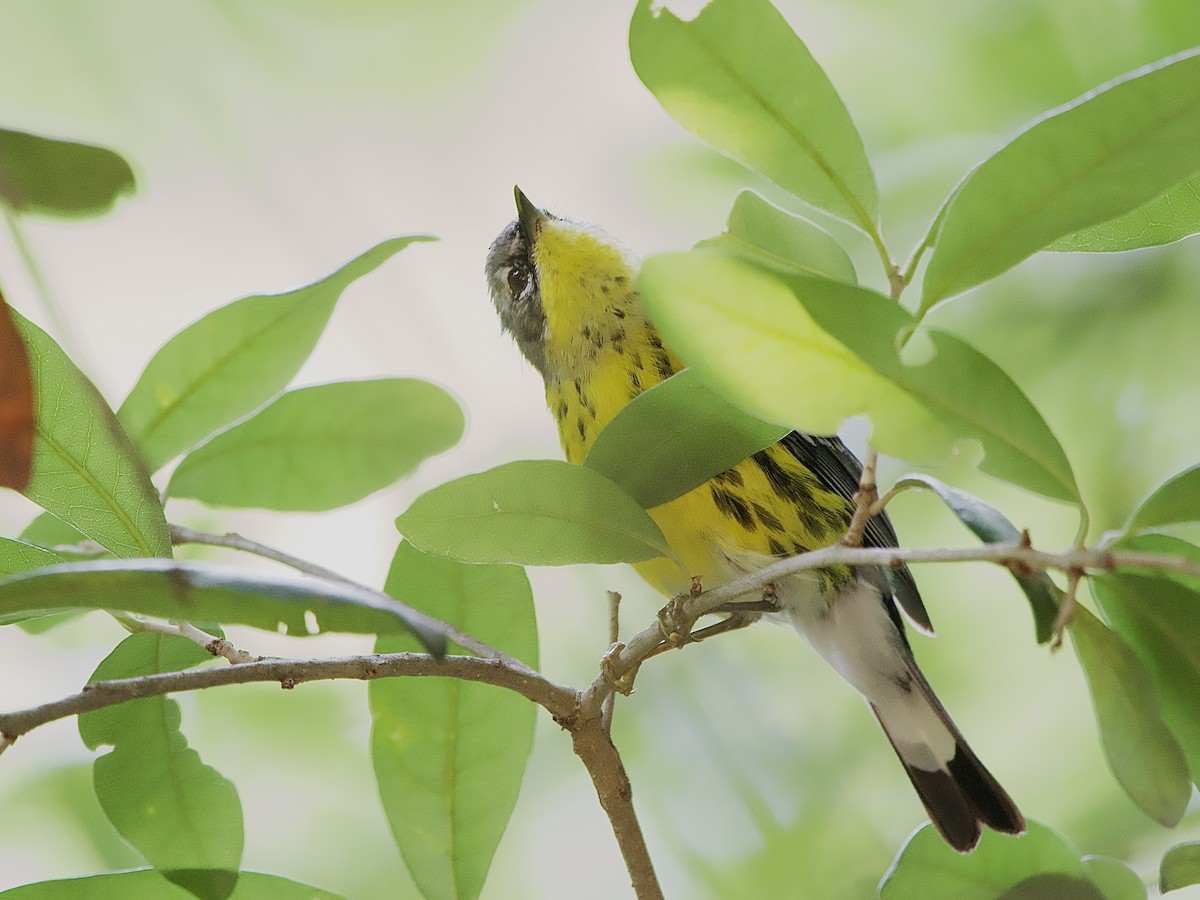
[{"xmin": 1, "ymin": 1, "xmax": 1199, "ymax": 898}]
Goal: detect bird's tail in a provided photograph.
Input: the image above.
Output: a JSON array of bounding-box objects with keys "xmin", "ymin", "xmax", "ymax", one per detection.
[{"xmin": 870, "ymin": 662, "xmax": 1025, "ymax": 853}]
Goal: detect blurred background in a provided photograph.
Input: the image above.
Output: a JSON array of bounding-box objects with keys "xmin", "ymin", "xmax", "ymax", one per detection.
[{"xmin": 1, "ymin": 0, "xmax": 1198, "ymax": 896}]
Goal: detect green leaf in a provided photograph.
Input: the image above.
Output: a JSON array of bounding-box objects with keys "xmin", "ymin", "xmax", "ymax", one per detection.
[
  {"xmin": 694, "ymin": 190, "xmax": 857, "ymax": 283},
  {"xmin": 118, "ymin": 236, "xmax": 434, "ymax": 472},
  {"xmin": 637, "ymin": 253, "xmax": 1079, "ymax": 502},
  {"xmin": 167, "ymin": 379, "xmax": 463, "ymax": 511},
  {"xmin": 396, "ymin": 459, "xmax": 676, "ymax": 566},
  {"xmin": 1093, "ymin": 570, "xmax": 1200, "ymax": 785},
  {"xmin": 79, "ymin": 633, "xmax": 242, "ymax": 900},
  {"xmin": 998, "ymin": 875, "xmax": 1104, "ymax": 900},
  {"xmin": 922, "ymin": 49, "xmax": 1200, "ymax": 309},
  {"xmin": 12, "ymin": 311, "xmax": 170, "ymax": 558},
  {"xmin": 0, "ymin": 870, "xmax": 345, "ymax": 899},
  {"xmin": 584, "ymin": 369, "xmax": 787, "ymax": 509},
  {"xmin": 1068, "ymin": 605, "xmax": 1189, "ymax": 827},
  {"xmin": 1128, "ymin": 463, "xmax": 1200, "ymax": 531},
  {"xmin": 1115, "ymin": 534, "xmax": 1200, "ymax": 593},
  {"xmin": 1081, "ymin": 856, "xmax": 1147, "ymax": 900},
  {"xmin": 629, "ymin": 0, "xmax": 878, "ymax": 231},
  {"xmin": 0, "ymin": 536, "xmax": 64, "ymax": 576},
  {"xmin": 0, "ymin": 127, "xmax": 135, "ymax": 217},
  {"xmin": 894, "ymin": 474, "xmax": 1058, "ymax": 642},
  {"xmin": 0, "ymin": 558, "xmax": 445, "ymax": 654},
  {"xmin": 880, "ymin": 821, "xmax": 1086, "ymax": 900},
  {"xmin": 1051, "ymin": 176, "xmax": 1200, "ymax": 253},
  {"xmin": 371, "ymin": 542, "xmax": 537, "ymax": 900},
  {"xmin": 1161, "ymin": 843, "xmax": 1200, "ymax": 893}
]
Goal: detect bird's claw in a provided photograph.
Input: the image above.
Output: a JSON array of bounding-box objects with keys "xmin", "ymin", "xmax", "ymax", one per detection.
[
  {"xmin": 657, "ymin": 593, "xmax": 697, "ymax": 647},
  {"xmin": 601, "ymin": 642, "xmax": 638, "ymax": 695}
]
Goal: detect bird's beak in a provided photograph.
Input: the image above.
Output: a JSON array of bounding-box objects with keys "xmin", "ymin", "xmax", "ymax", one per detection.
[{"xmin": 514, "ymin": 186, "xmax": 546, "ymax": 244}]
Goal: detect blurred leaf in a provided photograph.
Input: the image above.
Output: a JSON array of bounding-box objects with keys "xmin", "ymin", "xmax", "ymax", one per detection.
[
  {"xmin": 637, "ymin": 254, "xmax": 1079, "ymax": 502},
  {"xmin": 371, "ymin": 542, "xmax": 537, "ymax": 900},
  {"xmin": 0, "ymin": 127, "xmax": 135, "ymax": 217},
  {"xmin": 880, "ymin": 821, "xmax": 1086, "ymax": 899},
  {"xmin": 1128, "ymin": 462, "xmax": 1200, "ymax": 531},
  {"xmin": 1051, "ymin": 176, "xmax": 1200, "ymax": 252},
  {"xmin": 1093, "ymin": 571, "xmax": 1200, "ymax": 785},
  {"xmin": 694, "ymin": 190, "xmax": 857, "ymax": 282},
  {"xmin": 1161, "ymin": 843, "xmax": 1200, "ymax": 893},
  {"xmin": 922, "ymin": 49, "xmax": 1200, "ymax": 309},
  {"xmin": 0, "ymin": 537, "xmax": 66, "ymax": 625},
  {"xmin": 1068, "ymin": 605, "xmax": 1189, "ymax": 827},
  {"xmin": 167, "ymin": 379, "xmax": 463, "ymax": 511},
  {"xmin": 1081, "ymin": 856, "xmax": 1147, "ymax": 900},
  {"xmin": 10, "ymin": 515, "xmax": 106, "ymax": 630},
  {"xmin": 12, "ymin": 310, "xmax": 170, "ymax": 558},
  {"xmin": 997, "ymin": 875, "xmax": 1104, "ymax": 900},
  {"xmin": 79, "ymin": 633, "xmax": 242, "ymax": 900},
  {"xmin": 1114, "ymin": 534, "xmax": 1200, "ymax": 593},
  {"xmin": 397, "ymin": 459, "xmax": 676, "ymax": 566},
  {"xmin": 0, "ymin": 288, "xmax": 33, "ymax": 490},
  {"xmin": 118, "ymin": 236, "xmax": 434, "ymax": 472},
  {"xmin": 0, "ymin": 558, "xmax": 445, "ymax": 654},
  {"xmin": 894, "ymin": 474, "xmax": 1058, "ymax": 642},
  {"xmin": 0, "ymin": 870, "xmax": 344, "ymax": 899},
  {"xmin": 584, "ymin": 368, "xmax": 787, "ymax": 509},
  {"xmin": 629, "ymin": 0, "xmax": 878, "ymax": 231}
]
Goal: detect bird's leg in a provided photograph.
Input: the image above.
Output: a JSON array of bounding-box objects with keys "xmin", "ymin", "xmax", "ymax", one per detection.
[
  {"xmin": 600, "ymin": 642, "xmax": 640, "ymax": 696},
  {"xmin": 657, "ymin": 576, "xmax": 704, "ymax": 647},
  {"xmin": 641, "ymin": 609, "xmax": 762, "ymax": 664}
]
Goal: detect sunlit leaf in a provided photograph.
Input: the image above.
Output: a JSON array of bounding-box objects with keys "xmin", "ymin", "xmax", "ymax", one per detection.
[
  {"xmin": 371, "ymin": 542, "xmax": 537, "ymax": 900},
  {"xmin": 637, "ymin": 253, "xmax": 1079, "ymax": 502},
  {"xmin": 1051, "ymin": 176, "xmax": 1200, "ymax": 253},
  {"xmin": 12, "ymin": 311, "xmax": 170, "ymax": 558},
  {"xmin": 1081, "ymin": 856, "xmax": 1146, "ymax": 900},
  {"xmin": 0, "ymin": 538, "xmax": 66, "ymax": 626},
  {"xmin": 0, "ymin": 289, "xmax": 33, "ymax": 490},
  {"xmin": 118, "ymin": 236, "xmax": 434, "ymax": 472},
  {"xmin": 397, "ymin": 459, "xmax": 676, "ymax": 566},
  {"xmin": 629, "ymin": 0, "xmax": 878, "ymax": 231},
  {"xmin": 0, "ymin": 127, "xmax": 135, "ymax": 217},
  {"xmin": 922, "ymin": 49, "xmax": 1200, "ymax": 309},
  {"xmin": 1069, "ymin": 605, "xmax": 1189, "ymax": 827},
  {"xmin": 880, "ymin": 821, "xmax": 1086, "ymax": 900},
  {"xmin": 695, "ymin": 190, "xmax": 857, "ymax": 283},
  {"xmin": 0, "ymin": 558, "xmax": 445, "ymax": 654},
  {"xmin": 894, "ymin": 474, "xmax": 1058, "ymax": 642},
  {"xmin": 79, "ymin": 634, "xmax": 242, "ymax": 900},
  {"xmin": 1093, "ymin": 570, "xmax": 1200, "ymax": 785},
  {"xmin": 1128, "ymin": 463, "xmax": 1200, "ymax": 531},
  {"xmin": 1161, "ymin": 843, "xmax": 1200, "ymax": 893},
  {"xmin": 584, "ymin": 369, "xmax": 787, "ymax": 509},
  {"xmin": 0, "ymin": 869, "xmax": 344, "ymax": 899},
  {"xmin": 167, "ymin": 379, "xmax": 463, "ymax": 510}
]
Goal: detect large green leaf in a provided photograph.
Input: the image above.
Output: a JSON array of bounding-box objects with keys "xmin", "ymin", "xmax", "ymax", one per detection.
[
  {"xmin": 12, "ymin": 311, "xmax": 170, "ymax": 558},
  {"xmin": 0, "ymin": 127, "xmax": 135, "ymax": 217},
  {"xmin": 1082, "ymin": 857, "xmax": 1147, "ymax": 900},
  {"xmin": 118, "ymin": 236, "xmax": 433, "ymax": 472},
  {"xmin": 1093, "ymin": 568, "xmax": 1200, "ymax": 785},
  {"xmin": 1161, "ymin": 843, "xmax": 1200, "ymax": 894},
  {"xmin": 584, "ymin": 369, "xmax": 787, "ymax": 509},
  {"xmin": 79, "ymin": 634, "xmax": 242, "ymax": 900},
  {"xmin": 694, "ymin": 190, "xmax": 857, "ymax": 283},
  {"xmin": 629, "ymin": 0, "xmax": 878, "ymax": 231},
  {"xmin": 1128, "ymin": 463, "xmax": 1200, "ymax": 531},
  {"xmin": 0, "ymin": 870, "xmax": 344, "ymax": 899},
  {"xmin": 371, "ymin": 542, "xmax": 537, "ymax": 900},
  {"xmin": 167, "ymin": 379, "xmax": 463, "ymax": 511},
  {"xmin": 637, "ymin": 253, "xmax": 1079, "ymax": 502},
  {"xmin": 396, "ymin": 459, "xmax": 676, "ymax": 566},
  {"xmin": 0, "ymin": 536, "xmax": 64, "ymax": 577},
  {"xmin": 894, "ymin": 474, "xmax": 1058, "ymax": 642},
  {"xmin": 0, "ymin": 559, "xmax": 445, "ymax": 654},
  {"xmin": 1051, "ymin": 176, "xmax": 1200, "ymax": 253},
  {"xmin": 921, "ymin": 49, "xmax": 1200, "ymax": 309},
  {"xmin": 881, "ymin": 821, "xmax": 1093, "ymax": 900},
  {"xmin": 1069, "ymin": 605, "xmax": 1189, "ymax": 826}
]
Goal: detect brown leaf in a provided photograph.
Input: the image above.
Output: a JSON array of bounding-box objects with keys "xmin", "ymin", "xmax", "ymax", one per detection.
[{"xmin": 0, "ymin": 288, "xmax": 34, "ymax": 491}]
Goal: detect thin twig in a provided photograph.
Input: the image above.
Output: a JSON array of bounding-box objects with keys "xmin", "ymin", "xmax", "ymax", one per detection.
[
  {"xmin": 603, "ymin": 592, "xmax": 621, "ymax": 732},
  {"xmin": 168, "ymin": 524, "xmax": 533, "ymax": 674},
  {"xmin": 127, "ymin": 616, "xmax": 258, "ymax": 664},
  {"xmin": 1052, "ymin": 568, "xmax": 1083, "ymax": 651},
  {"xmin": 842, "ymin": 450, "xmax": 878, "ymax": 548}
]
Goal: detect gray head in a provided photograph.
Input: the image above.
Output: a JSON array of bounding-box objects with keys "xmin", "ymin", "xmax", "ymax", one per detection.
[{"xmin": 485, "ymin": 187, "xmax": 551, "ymax": 375}]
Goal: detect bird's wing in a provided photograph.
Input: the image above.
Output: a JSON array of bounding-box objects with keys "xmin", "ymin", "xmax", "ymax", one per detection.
[{"xmin": 778, "ymin": 432, "xmax": 933, "ymax": 635}]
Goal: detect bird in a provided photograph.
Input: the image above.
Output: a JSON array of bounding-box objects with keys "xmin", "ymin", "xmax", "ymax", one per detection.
[{"xmin": 484, "ymin": 186, "xmax": 1024, "ymax": 853}]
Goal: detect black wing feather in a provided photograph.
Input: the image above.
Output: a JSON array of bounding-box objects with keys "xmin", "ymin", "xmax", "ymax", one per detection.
[{"xmin": 778, "ymin": 432, "xmax": 933, "ymax": 634}]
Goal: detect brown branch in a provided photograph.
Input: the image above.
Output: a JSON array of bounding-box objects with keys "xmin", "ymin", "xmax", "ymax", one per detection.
[{"xmin": 842, "ymin": 449, "xmax": 879, "ymax": 548}]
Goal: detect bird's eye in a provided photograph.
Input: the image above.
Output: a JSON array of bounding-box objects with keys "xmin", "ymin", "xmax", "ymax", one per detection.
[{"xmin": 507, "ymin": 264, "xmax": 529, "ymax": 296}]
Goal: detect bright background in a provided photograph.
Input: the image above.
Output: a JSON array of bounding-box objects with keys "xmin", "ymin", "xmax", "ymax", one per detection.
[{"xmin": 1, "ymin": 1, "xmax": 1199, "ymax": 897}]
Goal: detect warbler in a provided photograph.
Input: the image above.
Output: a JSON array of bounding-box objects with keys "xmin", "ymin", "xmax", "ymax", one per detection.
[{"xmin": 485, "ymin": 187, "xmax": 1024, "ymax": 852}]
